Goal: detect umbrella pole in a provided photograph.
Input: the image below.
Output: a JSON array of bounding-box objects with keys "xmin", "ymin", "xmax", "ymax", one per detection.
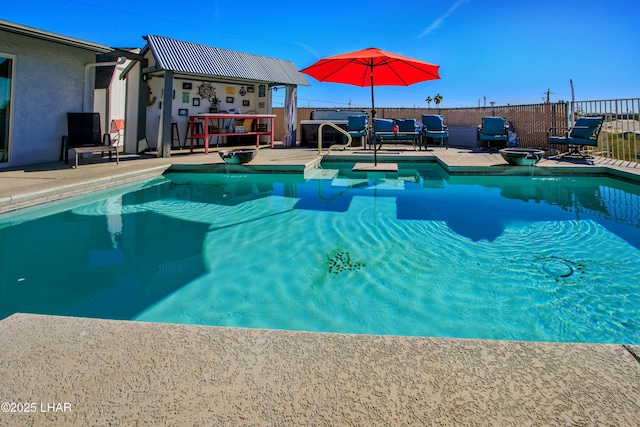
[{"xmin": 370, "ymin": 61, "xmax": 377, "ymax": 166}]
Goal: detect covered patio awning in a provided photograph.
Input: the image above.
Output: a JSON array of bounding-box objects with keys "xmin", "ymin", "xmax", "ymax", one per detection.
[
  {"xmin": 142, "ymin": 35, "xmax": 310, "ymax": 87},
  {"xmin": 138, "ymin": 35, "xmax": 309, "ymax": 156}
]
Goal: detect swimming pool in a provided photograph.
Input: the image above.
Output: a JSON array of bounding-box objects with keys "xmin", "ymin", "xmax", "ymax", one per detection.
[{"xmin": 1, "ymin": 162, "xmax": 639, "ymax": 344}]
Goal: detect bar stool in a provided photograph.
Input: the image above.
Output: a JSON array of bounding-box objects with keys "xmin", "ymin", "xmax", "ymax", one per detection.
[
  {"xmin": 171, "ymin": 121, "xmax": 182, "ymax": 149},
  {"xmin": 185, "ymin": 119, "xmax": 205, "ymax": 148}
]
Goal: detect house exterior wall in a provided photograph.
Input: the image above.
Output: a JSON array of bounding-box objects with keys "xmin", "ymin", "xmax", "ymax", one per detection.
[{"xmin": 0, "ymin": 30, "xmax": 98, "ymax": 166}]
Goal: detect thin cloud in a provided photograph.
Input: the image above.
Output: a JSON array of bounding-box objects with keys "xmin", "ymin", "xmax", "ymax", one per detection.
[
  {"xmin": 417, "ymin": 0, "xmax": 470, "ymax": 39},
  {"xmin": 293, "ymin": 42, "xmax": 323, "ymax": 59}
]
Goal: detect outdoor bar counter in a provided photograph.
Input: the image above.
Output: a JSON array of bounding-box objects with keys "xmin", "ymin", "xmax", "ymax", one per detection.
[{"xmin": 189, "ymin": 113, "xmax": 276, "ymax": 153}]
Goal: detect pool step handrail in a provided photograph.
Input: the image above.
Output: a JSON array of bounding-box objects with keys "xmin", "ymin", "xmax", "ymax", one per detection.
[{"xmin": 317, "ymin": 122, "xmax": 352, "ymax": 155}]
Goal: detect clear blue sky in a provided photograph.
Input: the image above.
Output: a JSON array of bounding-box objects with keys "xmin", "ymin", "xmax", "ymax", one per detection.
[{"xmin": 4, "ymin": 0, "xmax": 639, "ymax": 109}]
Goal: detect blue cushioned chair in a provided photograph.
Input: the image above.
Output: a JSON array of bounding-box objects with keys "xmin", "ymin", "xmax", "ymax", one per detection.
[
  {"xmin": 347, "ymin": 115, "xmax": 368, "ymax": 147},
  {"xmin": 547, "ymin": 116, "xmax": 604, "ymax": 158},
  {"xmin": 421, "ymin": 114, "xmax": 449, "ymax": 150},
  {"xmin": 478, "ymin": 116, "xmax": 508, "ymax": 149}
]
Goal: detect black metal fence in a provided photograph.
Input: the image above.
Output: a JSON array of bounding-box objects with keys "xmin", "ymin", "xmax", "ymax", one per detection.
[{"xmin": 570, "ymin": 98, "xmax": 639, "ymax": 163}]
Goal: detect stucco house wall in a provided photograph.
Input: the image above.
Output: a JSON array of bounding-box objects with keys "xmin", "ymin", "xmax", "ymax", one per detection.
[{"xmin": 0, "ymin": 30, "xmax": 98, "ymax": 166}]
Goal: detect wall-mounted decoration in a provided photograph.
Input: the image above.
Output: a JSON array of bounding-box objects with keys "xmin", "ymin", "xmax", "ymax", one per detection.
[
  {"xmin": 226, "ymin": 86, "xmax": 235, "ymax": 94},
  {"xmin": 258, "ymin": 85, "xmax": 266, "ymax": 97},
  {"xmin": 182, "ymin": 92, "xmax": 189, "ymax": 103},
  {"xmin": 178, "ymin": 109, "xmax": 188, "ymax": 116},
  {"xmin": 226, "ymin": 96, "xmax": 234, "ymax": 103},
  {"xmin": 147, "ymin": 87, "xmax": 157, "ymax": 106},
  {"xmin": 247, "ymin": 86, "xmax": 255, "ymax": 93},
  {"xmin": 192, "ymin": 97, "xmax": 200, "ymax": 106},
  {"xmin": 182, "ymin": 82, "xmax": 192, "ymax": 89},
  {"xmin": 239, "ymin": 86, "xmax": 247, "ymax": 96},
  {"xmin": 198, "ymin": 82, "xmax": 216, "ymax": 103},
  {"xmin": 242, "ymin": 100, "xmax": 250, "ymax": 107},
  {"xmin": 258, "ymin": 102, "xmax": 265, "ymax": 109}
]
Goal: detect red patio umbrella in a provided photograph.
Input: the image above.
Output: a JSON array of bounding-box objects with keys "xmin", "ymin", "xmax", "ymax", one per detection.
[{"xmin": 300, "ymin": 47, "xmax": 440, "ymax": 164}]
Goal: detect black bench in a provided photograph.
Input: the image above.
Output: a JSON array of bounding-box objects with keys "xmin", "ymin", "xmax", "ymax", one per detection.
[{"xmin": 372, "ymin": 118, "xmax": 421, "ymax": 150}]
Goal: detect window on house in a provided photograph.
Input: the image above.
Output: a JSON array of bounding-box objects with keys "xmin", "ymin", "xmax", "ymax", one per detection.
[{"xmin": 0, "ymin": 56, "xmax": 13, "ymax": 164}]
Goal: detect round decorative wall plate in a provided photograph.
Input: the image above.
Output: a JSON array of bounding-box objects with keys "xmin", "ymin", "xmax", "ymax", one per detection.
[{"xmin": 198, "ymin": 82, "xmax": 214, "ymax": 101}]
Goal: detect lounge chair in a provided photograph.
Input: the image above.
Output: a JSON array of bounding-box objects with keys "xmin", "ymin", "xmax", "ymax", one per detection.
[
  {"xmin": 478, "ymin": 116, "xmax": 508, "ymax": 149},
  {"xmin": 547, "ymin": 116, "xmax": 604, "ymax": 158},
  {"xmin": 421, "ymin": 114, "xmax": 448, "ymax": 150},
  {"xmin": 62, "ymin": 113, "xmax": 119, "ymax": 168},
  {"xmin": 347, "ymin": 115, "xmax": 368, "ymax": 147}
]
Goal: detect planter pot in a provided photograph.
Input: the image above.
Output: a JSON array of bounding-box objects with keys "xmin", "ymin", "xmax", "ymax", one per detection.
[
  {"xmin": 499, "ymin": 148, "xmax": 545, "ymax": 166},
  {"xmin": 219, "ymin": 148, "xmax": 258, "ymax": 164}
]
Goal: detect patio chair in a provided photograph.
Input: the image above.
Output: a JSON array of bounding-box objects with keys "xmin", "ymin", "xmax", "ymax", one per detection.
[
  {"xmin": 347, "ymin": 115, "xmax": 368, "ymax": 147},
  {"xmin": 421, "ymin": 114, "xmax": 449, "ymax": 150},
  {"xmin": 110, "ymin": 119, "xmax": 125, "ymax": 148},
  {"xmin": 547, "ymin": 116, "xmax": 604, "ymax": 158},
  {"xmin": 478, "ymin": 116, "xmax": 508, "ymax": 149},
  {"xmin": 62, "ymin": 112, "xmax": 119, "ymax": 168}
]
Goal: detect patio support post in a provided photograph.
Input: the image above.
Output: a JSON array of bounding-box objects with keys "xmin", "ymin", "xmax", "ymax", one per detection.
[
  {"xmin": 157, "ymin": 70, "xmax": 174, "ymax": 157},
  {"xmin": 122, "ymin": 58, "xmax": 150, "ymax": 154},
  {"xmin": 135, "ymin": 93, "xmax": 147, "ymax": 152},
  {"xmin": 370, "ymin": 60, "xmax": 377, "ymax": 166},
  {"xmin": 283, "ymin": 85, "xmax": 297, "ymax": 147}
]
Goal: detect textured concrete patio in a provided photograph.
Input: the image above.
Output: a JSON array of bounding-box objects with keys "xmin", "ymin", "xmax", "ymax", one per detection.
[
  {"xmin": 1, "ymin": 314, "xmax": 639, "ymax": 426},
  {"xmin": 1, "ymin": 145, "xmax": 639, "ymax": 425}
]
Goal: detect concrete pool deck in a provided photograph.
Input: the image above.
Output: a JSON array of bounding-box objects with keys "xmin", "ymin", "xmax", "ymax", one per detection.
[
  {"xmin": 1, "ymin": 313, "xmax": 639, "ymax": 426},
  {"xmin": 1, "ymin": 145, "xmax": 640, "ymax": 425}
]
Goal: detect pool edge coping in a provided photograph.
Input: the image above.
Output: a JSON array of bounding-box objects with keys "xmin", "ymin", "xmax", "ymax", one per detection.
[
  {"xmin": 0, "ymin": 165, "xmax": 172, "ymax": 214},
  {"xmin": 2, "ymin": 153, "xmax": 640, "ymax": 215}
]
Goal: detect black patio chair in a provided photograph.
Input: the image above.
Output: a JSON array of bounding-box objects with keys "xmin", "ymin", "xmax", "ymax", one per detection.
[{"xmin": 61, "ymin": 112, "xmax": 119, "ymax": 168}]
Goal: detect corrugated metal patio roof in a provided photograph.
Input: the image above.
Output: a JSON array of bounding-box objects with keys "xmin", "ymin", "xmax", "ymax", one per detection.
[{"xmin": 144, "ymin": 35, "xmax": 310, "ymax": 86}]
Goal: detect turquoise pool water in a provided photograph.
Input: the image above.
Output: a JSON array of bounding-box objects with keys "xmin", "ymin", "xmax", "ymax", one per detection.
[{"xmin": 1, "ymin": 163, "xmax": 639, "ymax": 344}]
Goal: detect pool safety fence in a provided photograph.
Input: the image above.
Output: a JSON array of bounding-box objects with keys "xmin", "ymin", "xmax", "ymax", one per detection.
[{"xmin": 273, "ymin": 98, "xmax": 639, "ymax": 163}]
